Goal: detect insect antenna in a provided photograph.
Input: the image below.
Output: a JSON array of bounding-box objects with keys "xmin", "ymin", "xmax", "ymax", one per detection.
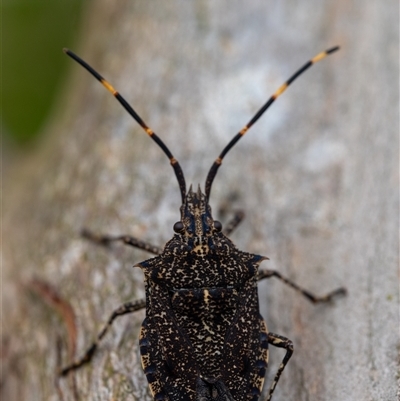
[
  {"xmin": 63, "ymin": 48, "xmax": 186, "ymax": 202},
  {"xmin": 205, "ymin": 46, "xmax": 340, "ymax": 200}
]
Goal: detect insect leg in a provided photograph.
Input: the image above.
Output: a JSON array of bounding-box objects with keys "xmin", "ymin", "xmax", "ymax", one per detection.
[
  {"xmin": 263, "ymin": 332, "xmax": 293, "ymax": 401},
  {"xmin": 81, "ymin": 228, "xmax": 162, "ymax": 255},
  {"xmin": 60, "ymin": 298, "xmax": 146, "ymax": 376},
  {"xmin": 258, "ymin": 269, "xmax": 346, "ymax": 303},
  {"xmin": 223, "ymin": 210, "xmax": 245, "ymax": 236}
]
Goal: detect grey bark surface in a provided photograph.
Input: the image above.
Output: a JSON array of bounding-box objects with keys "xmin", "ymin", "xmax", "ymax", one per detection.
[{"xmin": 3, "ymin": 1, "xmax": 398, "ymax": 401}]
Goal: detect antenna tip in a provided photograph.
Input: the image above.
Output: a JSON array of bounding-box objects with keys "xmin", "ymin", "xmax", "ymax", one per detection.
[
  {"xmin": 327, "ymin": 46, "xmax": 340, "ymax": 54},
  {"xmin": 63, "ymin": 48, "xmax": 69, "ymax": 53}
]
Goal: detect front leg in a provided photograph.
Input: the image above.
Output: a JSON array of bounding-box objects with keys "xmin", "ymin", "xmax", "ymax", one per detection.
[{"xmin": 223, "ymin": 210, "xmax": 245, "ymax": 236}]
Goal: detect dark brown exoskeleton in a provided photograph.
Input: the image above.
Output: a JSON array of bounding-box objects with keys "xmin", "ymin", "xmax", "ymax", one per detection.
[{"xmin": 61, "ymin": 47, "xmax": 346, "ymax": 401}]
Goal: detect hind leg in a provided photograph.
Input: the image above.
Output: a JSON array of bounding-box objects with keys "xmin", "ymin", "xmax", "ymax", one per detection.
[{"xmin": 60, "ymin": 299, "xmax": 145, "ymax": 376}]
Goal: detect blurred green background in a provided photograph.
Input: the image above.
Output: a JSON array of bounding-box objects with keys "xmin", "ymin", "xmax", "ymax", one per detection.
[{"xmin": 3, "ymin": 0, "xmax": 85, "ymax": 147}]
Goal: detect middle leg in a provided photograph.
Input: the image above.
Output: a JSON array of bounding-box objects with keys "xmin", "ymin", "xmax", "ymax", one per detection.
[
  {"xmin": 258, "ymin": 269, "xmax": 346, "ymax": 304},
  {"xmin": 81, "ymin": 228, "xmax": 163, "ymax": 255}
]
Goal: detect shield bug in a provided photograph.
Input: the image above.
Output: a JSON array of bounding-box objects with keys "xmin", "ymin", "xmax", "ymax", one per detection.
[{"xmin": 60, "ymin": 47, "xmax": 345, "ymax": 401}]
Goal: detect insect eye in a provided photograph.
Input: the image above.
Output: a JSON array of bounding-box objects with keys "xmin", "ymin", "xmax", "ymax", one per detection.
[
  {"xmin": 173, "ymin": 221, "xmax": 184, "ymax": 233},
  {"xmin": 213, "ymin": 220, "xmax": 223, "ymax": 232}
]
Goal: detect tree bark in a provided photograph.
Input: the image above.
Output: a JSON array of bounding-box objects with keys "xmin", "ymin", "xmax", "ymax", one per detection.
[{"xmin": 3, "ymin": 1, "xmax": 398, "ymax": 400}]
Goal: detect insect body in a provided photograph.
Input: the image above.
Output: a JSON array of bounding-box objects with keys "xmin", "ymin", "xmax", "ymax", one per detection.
[
  {"xmin": 61, "ymin": 47, "xmax": 345, "ymax": 400},
  {"xmin": 139, "ymin": 187, "xmax": 270, "ymax": 401}
]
